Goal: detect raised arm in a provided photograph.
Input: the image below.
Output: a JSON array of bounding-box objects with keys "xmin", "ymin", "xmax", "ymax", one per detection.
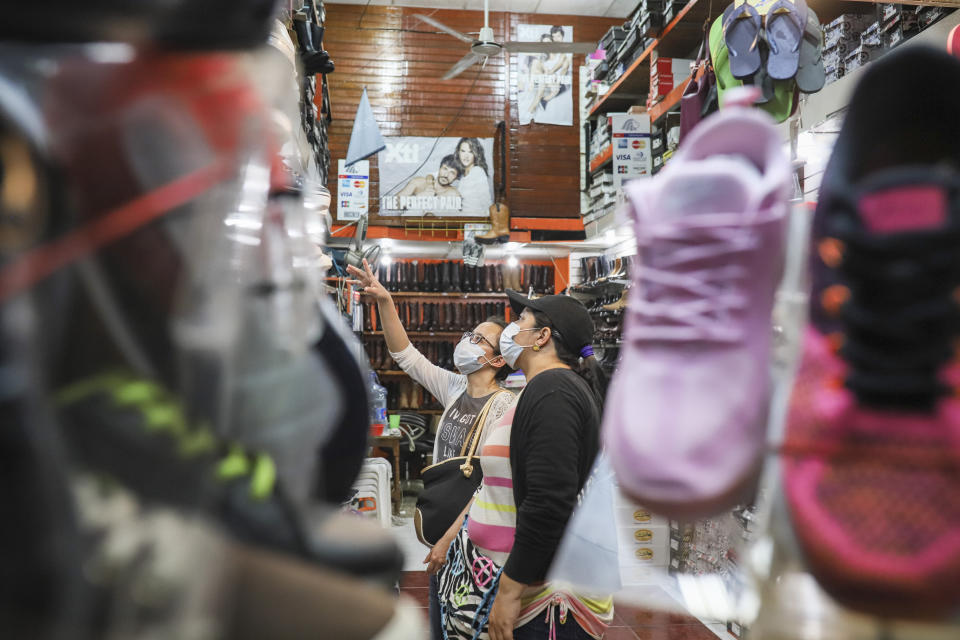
[
  {"xmin": 347, "ymin": 259, "xmax": 463, "ymax": 404},
  {"xmin": 346, "ymin": 259, "xmax": 409, "ymax": 354}
]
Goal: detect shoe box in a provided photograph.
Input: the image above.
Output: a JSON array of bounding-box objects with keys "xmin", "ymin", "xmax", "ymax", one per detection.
[
  {"xmin": 824, "ymin": 13, "xmax": 874, "ymax": 49},
  {"xmin": 662, "ymin": 0, "xmax": 688, "ymax": 24},
  {"xmin": 649, "ymin": 55, "xmax": 693, "ymax": 99},
  {"xmin": 614, "ymin": 489, "xmax": 670, "ymax": 574},
  {"xmin": 601, "ymin": 25, "xmax": 628, "ymax": 67},
  {"xmin": 844, "ymin": 42, "xmax": 884, "ymax": 74}
]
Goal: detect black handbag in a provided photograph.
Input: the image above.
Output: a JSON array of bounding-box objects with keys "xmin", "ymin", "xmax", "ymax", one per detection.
[{"xmin": 414, "ymin": 392, "xmax": 503, "ymax": 547}]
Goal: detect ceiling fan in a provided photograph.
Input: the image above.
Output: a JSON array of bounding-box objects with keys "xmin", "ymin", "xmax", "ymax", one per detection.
[{"xmin": 414, "ymin": 0, "xmax": 597, "ymax": 80}]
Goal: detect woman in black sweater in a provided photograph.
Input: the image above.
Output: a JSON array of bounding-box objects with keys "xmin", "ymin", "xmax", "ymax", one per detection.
[{"xmin": 456, "ymin": 290, "xmax": 610, "ymax": 640}]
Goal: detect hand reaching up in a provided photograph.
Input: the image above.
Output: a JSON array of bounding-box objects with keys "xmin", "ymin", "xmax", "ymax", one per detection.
[{"xmin": 346, "ymin": 259, "xmax": 391, "ymax": 303}]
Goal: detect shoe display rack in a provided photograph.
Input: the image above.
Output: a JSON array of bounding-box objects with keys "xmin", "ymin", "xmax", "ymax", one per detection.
[
  {"xmin": 360, "ymin": 258, "xmax": 557, "ymax": 412},
  {"xmin": 569, "ymin": 254, "xmax": 632, "ymax": 376}
]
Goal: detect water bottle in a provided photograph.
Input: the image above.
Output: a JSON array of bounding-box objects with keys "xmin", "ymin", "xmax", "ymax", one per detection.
[{"xmin": 369, "ymin": 371, "xmax": 388, "ymax": 436}]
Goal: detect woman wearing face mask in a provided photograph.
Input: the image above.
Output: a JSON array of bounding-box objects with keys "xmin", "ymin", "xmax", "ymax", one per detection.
[
  {"xmin": 437, "ymin": 290, "xmax": 611, "ymax": 640},
  {"xmin": 347, "ymin": 259, "xmax": 516, "ymax": 640}
]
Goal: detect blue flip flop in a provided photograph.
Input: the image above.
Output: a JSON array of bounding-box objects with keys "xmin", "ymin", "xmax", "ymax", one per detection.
[
  {"xmin": 723, "ymin": 1, "xmax": 763, "ymax": 79},
  {"xmin": 765, "ymin": 0, "xmax": 807, "ymax": 80},
  {"xmin": 796, "ymin": 6, "xmax": 825, "ymax": 93}
]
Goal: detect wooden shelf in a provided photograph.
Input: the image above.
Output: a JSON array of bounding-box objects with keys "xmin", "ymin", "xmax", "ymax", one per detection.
[
  {"xmin": 387, "ymin": 291, "xmax": 507, "ymax": 298},
  {"xmin": 589, "ymin": 0, "xmax": 713, "ymax": 117},
  {"xmin": 648, "ymin": 75, "xmax": 694, "ymax": 123},
  {"xmin": 589, "ymin": 145, "xmax": 613, "ymax": 173},
  {"xmin": 585, "ymin": 0, "xmax": 864, "ymax": 119}
]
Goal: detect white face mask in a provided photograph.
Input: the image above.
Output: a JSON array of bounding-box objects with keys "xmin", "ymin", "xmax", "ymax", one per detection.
[
  {"xmin": 499, "ymin": 322, "xmax": 539, "ymax": 368},
  {"xmin": 453, "ymin": 338, "xmax": 490, "ymax": 375}
]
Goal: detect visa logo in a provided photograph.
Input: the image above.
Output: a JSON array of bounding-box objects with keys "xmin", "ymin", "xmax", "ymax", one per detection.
[{"xmin": 616, "ymin": 154, "xmax": 631, "ymax": 161}]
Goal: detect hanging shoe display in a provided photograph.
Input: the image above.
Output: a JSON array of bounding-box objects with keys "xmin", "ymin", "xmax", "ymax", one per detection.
[
  {"xmin": 603, "ymin": 106, "xmax": 790, "ymax": 519},
  {"xmin": 782, "ymin": 46, "xmax": 960, "ymax": 620}
]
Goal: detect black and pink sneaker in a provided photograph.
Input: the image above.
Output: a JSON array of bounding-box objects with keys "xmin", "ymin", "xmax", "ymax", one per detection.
[{"xmin": 783, "ymin": 46, "xmax": 960, "ymax": 619}]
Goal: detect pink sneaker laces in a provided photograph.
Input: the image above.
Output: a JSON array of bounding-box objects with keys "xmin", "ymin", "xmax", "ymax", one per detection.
[{"xmin": 627, "ymin": 218, "xmax": 767, "ymax": 343}]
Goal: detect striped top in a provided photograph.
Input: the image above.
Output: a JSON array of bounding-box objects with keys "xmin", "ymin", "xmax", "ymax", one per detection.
[{"xmin": 467, "ymin": 396, "xmax": 613, "ymax": 638}]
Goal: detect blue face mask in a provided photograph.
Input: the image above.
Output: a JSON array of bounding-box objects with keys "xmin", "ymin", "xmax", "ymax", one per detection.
[{"xmin": 498, "ymin": 322, "xmax": 539, "ymax": 368}]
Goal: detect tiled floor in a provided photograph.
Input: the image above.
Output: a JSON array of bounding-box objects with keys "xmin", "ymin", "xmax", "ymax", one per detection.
[{"xmin": 398, "ymin": 571, "xmax": 730, "ymax": 639}]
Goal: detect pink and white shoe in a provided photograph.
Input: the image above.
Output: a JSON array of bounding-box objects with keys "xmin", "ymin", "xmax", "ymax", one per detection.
[
  {"xmin": 603, "ymin": 107, "xmax": 790, "ymax": 519},
  {"xmin": 783, "ymin": 46, "xmax": 960, "ymax": 619}
]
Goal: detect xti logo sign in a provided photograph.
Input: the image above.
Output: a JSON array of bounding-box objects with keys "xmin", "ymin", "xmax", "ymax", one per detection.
[{"xmin": 383, "ymin": 142, "xmax": 419, "ymax": 164}]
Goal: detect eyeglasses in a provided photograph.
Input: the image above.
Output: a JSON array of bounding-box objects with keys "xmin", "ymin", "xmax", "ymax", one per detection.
[{"xmin": 462, "ymin": 331, "xmax": 497, "ymax": 352}]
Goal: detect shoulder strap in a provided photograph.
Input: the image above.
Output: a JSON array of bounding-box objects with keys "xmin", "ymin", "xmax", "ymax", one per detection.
[{"xmin": 458, "ymin": 391, "xmax": 509, "ymax": 477}]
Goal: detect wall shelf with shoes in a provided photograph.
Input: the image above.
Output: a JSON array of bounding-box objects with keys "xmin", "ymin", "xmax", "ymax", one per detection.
[
  {"xmin": 387, "ymin": 292, "xmax": 507, "ymax": 299},
  {"xmin": 363, "ymin": 331, "xmax": 463, "ymax": 338},
  {"xmin": 375, "ymin": 259, "xmax": 556, "ymax": 296}
]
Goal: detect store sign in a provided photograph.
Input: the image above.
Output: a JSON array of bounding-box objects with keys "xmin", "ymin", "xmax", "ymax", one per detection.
[
  {"xmin": 337, "ymin": 159, "xmax": 369, "ymax": 221},
  {"xmin": 378, "ymin": 137, "xmax": 494, "ymax": 218},
  {"xmin": 515, "ymin": 24, "xmax": 575, "ymax": 127}
]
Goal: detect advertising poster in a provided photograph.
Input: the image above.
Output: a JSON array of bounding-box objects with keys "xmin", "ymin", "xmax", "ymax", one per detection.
[
  {"xmin": 516, "ymin": 24, "xmax": 574, "ymax": 127},
  {"xmin": 337, "ymin": 159, "xmax": 370, "ymax": 221},
  {"xmin": 378, "ymin": 137, "xmax": 494, "ymax": 217},
  {"xmin": 610, "ymin": 113, "xmax": 652, "ymax": 205}
]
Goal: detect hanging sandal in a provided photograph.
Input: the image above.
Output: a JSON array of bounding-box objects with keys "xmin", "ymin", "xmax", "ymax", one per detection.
[
  {"xmin": 795, "ymin": 6, "xmax": 825, "ymax": 93},
  {"xmin": 765, "ymin": 0, "xmax": 807, "ymax": 81},
  {"xmin": 723, "ymin": 1, "xmax": 763, "ymax": 79}
]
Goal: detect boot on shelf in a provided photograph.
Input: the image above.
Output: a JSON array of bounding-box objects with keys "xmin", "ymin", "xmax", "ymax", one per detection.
[
  {"xmin": 450, "ymin": 303, "xmax": 461, "ymax": 332},
  {"xmin": 430, "ymin": 262, "xmax": 440, "ymax": 292},
  {"xmin": 400, "ymin": 261, "xmax": 411, "ymax": 292},
  {"xmin": 381, "ymin": 342, "xmax": 394, "ymax": 371},
  {"xmin": 425, "ymin": 301, "xmax": 434, "ymax": 331},
  {"xmin": 521, "ymin": 265, "xmax": 531, "ymax": 294},
  {"xmin": 364, "ymin": 303, "xmax": 373, "ymax": 332},
  {"xmin": 462, "ymin": 265, "xmax": 473, "ymax": 292},
  {"xmin": 406, "ymin": 379, "xmax": 417, "ymax": 410},
  {"xmin": 477, "ymin": 201, "xmax": 510, "ymax": 244},
  {"xmin": 449, "ymin": 261, "xmax": 460, "ymax": 292},
  {"xmin": 495, "ymin": 265, "xmax": 504, "ymax": 292},
  {"xmin": 440, "ymin": 261, "xmax": 450, "ymax": 292},
  {"xmin": 473, "ymin": 264, "xmax": 482, "ymax": 293},
  {"xmin": 421, "ymin": 262, "xmax": 431, "ymax": 293}
]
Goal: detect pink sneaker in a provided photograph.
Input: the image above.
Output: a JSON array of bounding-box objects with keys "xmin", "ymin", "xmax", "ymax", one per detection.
[
  {"xmin": 783, "ymin": 47, "xmax": 960, "ymax": 619},
  {"xmin": 604, "ymin": 108, "xmax": 790, "ymax": 519}
]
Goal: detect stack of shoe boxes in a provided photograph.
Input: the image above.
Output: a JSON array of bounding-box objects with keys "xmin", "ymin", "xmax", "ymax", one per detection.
[
  {"xmin": 824, "ymin": 6, "xmax": 951, "ymax": 85},
  {"xmin": 845, "ymin": 18, "xmax": 885, "ymax": 74},
  {"xmin": 823, "ymin": 13, "xmax": 873, "ymax": 84},
  {"xmin": 881, "ymin": 3, "xmax": 920, "ymax": 50},
  {"xmin": 615, "ymin": 493, "xmax": 671, "ymax": 585},
  {"xmin": 661, "ymin": 0, "xmax": 688, "ymax": 25},
  {"xmin": 648, "ymin": 55, "xmax": 693, "ymax": 106},
  {"xmin": 589, "ymin": 116, "xmax": 612, "ymax": 163},
  {"xmin": 600, "ymin": 24, "xmax": 628, "ymax": 82},
  {"xmin": 587, "ymin": 173, "xmax": 616, "ymax": 222},
  {"xmin": 650, "ymin": 123, "xmax": 666, "ymax": 175}
]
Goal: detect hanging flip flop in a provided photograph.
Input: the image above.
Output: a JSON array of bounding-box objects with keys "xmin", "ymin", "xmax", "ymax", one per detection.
[
  {"xmin": 765, "ymin": 0, "xmax": 806, "ymax": 80},
  {"xmin": 796, "ymin": 6, "xmax": 825, "ymax": 93},
  {"xmin": 723, "ymin": 1, "xmax": 763, "ymax": 79}
]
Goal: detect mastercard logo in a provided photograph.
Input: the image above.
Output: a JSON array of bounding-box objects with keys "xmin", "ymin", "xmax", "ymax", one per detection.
[
  {"xmin": 635, "ymin": 548, "xmax": 654, "ymax": 561},
  {"xmin": 634, "ymin": 529, "xmax": 653, "ymax": 543},
  {"xmin": 633, "ymin": 510, "xmax": 651, "ymax": 522}
]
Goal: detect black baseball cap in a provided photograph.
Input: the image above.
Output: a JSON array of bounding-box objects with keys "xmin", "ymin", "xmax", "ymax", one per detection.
[{"xmin": 505, "ymin": 289, "xmax": 594, "ymax": 355}]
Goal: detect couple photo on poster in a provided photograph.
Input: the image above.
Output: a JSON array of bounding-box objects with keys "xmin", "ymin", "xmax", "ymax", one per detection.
[
  {"xmin": 379, "ymin": 137, "xmax": 494, "ymax": 217},
  {"xmin": 517, "ymin": 24, "xmax": 574, "ymax": 127}
]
